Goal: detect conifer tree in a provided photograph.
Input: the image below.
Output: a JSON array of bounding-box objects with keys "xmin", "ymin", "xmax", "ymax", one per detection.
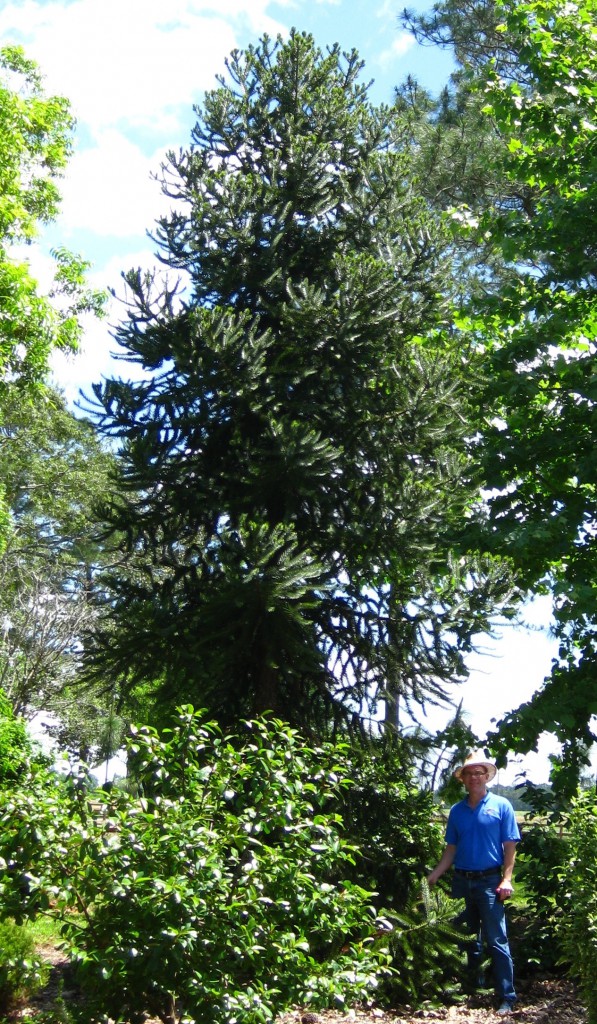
[{"xmin": 87, "ymin": 32, "xmax": 513, "ymax": 733}]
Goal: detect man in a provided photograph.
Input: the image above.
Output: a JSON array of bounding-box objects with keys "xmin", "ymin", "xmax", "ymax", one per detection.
[{"xmin": 427, "ymin": 751, "xmax": 521, "ymax": 1015}]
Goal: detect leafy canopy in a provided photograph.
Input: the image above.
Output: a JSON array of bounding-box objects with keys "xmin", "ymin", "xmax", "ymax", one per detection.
[
  {"xmin": 0, "ymin": 46, "xmax": 104, "ymax": 389},
  {"xmin": 405, "ymin": 0, "xmax": 597, "ymax": 791},
  {"xmin": 0, "ymin": 46, "xmax": 105, "ymax": 552}
]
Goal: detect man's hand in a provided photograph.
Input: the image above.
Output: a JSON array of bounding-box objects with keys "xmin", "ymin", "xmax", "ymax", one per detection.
[
  {"xmin": 427, "ymin": 844, "xmax": 456, "ymax": 888},
  {"xmin": 496, "ymin": 880, "xmax": 514, "ymax": 902}
]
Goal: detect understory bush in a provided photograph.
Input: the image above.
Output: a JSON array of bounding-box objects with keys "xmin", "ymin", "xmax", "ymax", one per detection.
[
  {"xmin": 379, "ymin": 881, "xmax": 467, "ymax": 1007},
  {"xmin": 510, "ymin": 807, "xmax": 570, "ymax": 974},
  {"xmin": 332, "ymin": 743, "xmax": 465, "ymax": 1004},
  {"xmin": 556, "ymin": 790, "xmax": 597, "ymax": 1024},
  {"xmin": 0, "ymin": 709, "xmax": 391, "ymax": 1024},
  {"xmin": 333, "ymin": 742, "xmax": 444, "ymax": 913},
  {"xmin": 0, "ymin": 687, "xmax": 37, "ymax": 786},
  {"xmin": 0, "ymin": 918, "xmax": 48, "ymax": 1014}
]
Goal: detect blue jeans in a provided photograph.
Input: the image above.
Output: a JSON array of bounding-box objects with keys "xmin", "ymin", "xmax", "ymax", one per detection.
[{"xmin": 452, "ymin": 869, "xmax": 516, "ymax": 1005}]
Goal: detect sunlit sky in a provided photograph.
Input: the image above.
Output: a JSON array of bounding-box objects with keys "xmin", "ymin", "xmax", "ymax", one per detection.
[{"xmin": 3, "ymin": 0, "xmax": 583, "ymax": 785}]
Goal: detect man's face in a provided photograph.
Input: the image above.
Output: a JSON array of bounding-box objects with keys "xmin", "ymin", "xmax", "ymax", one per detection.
[{"xmin": 461, "ymin": 767, "xmax": 488, "ymax": 793}]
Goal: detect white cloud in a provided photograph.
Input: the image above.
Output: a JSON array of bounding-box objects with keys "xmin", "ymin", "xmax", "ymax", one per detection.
[
  {"xmin": 9, "ymin": 242, "xmax": 57, "ymax": 294},
  {"xmin": 0, "ymin": 4, "xmax": 284, "ymax": 403},
  {"xmin": 50, "ymin": 305, "xmax": 146, "ymax": 408},
  {"xmin": 50, "ymin": 313, "xmax": 114, "ymax": 407},
  {"xmin": 91, "ymin": 246, "xmax": 165, "ymax": 292},
  {"xmin": 58, "ymin": 131, "xmax": 167, "ymax": 237},
  {"xmin": 199, "ymin": 0, "xmax": 290, "ymax": 30},
  {"xmin": 10, "ymin": 244, "xmax": 142, "ymax": 403},
  {"xmin": 1, "ymin": 0, "xmax": 290, "ymax": 267},
  {"xmin": 0, "ymin": 0, "xmax": 285, "ymax": 132},
  {"xmin": 377, "ymin": 31, "xmax": 415, "ymax": 69},
  {"xmin": 374, "ymin": 0, "xmax": 395, "ymax": 18}
]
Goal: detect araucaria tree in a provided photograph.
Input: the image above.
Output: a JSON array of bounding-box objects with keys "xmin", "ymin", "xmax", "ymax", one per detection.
[{"xmin": 89, "ymin": 31, "xmax": 512, "ymax": 733}]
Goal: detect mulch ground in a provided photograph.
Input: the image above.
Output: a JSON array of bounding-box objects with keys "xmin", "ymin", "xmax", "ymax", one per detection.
[
  {"xmin": 277, "ymin": 977, "xmax": 587, "ymax": 1024},
  {"xmin": 17, "ymin": 948, "xmax": 587, "ymax": 1024}
]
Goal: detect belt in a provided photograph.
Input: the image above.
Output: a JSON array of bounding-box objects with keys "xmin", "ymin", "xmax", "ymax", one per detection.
[{"xmin": 454, "ymin": 866, "xmax": 502, "ymax": 878}]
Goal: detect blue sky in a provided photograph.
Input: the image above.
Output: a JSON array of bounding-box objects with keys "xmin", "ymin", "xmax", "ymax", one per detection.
[{"xmin": 2, "ymin": 0, "xmax": 577, "ymax": 784}]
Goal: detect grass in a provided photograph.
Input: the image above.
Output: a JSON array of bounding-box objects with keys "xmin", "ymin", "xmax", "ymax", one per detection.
[{"xmin": 27, "ymin": 916, "xmax": 64, "ymax": 946}]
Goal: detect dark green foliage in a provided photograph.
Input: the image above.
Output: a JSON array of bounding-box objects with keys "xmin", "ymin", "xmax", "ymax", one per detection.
[
  {"xmin": 86, "ymin": 30, "xmax": 514, "ymax": 737},
  {"xmin": 0, "ymin": 710, "xmax": 392, "ymax": 1024},
  {"xmin": 333, "ymin": 741, "xmax": 444, "ymax": 912},
  {"xmin": 380, "ymin": 881, "xmax": 467, "ymax": 1006},
  {"xmin": 511, "ymin": 812, "xmax": 570, "ymax": 973},
  {"xmin": 556, "ymin": 791, "xmax": 597, "ymax": 1023},
  {"xmin": 0, "ymin": 918, "xmax": 48, "ymax": 1014}
]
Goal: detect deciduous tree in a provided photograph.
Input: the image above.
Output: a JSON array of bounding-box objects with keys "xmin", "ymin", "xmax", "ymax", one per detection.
[
  {"xmin": 0, "ymin": 46, "xmax": 104, "ymax": 550},
  {"xmin": 404, "ymin": 0, "xmax": 597, "ymax": 789},
  {"xmin": 0, "ymin": 389, "xmax": 119, "ymax": 761}
]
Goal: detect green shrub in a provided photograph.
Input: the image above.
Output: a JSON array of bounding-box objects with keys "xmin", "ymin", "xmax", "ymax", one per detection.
[
  {"xmin": 0, "ymin": 687, "xmax": 34, "ymax": 786},
  {"xmin": 0, "ymin": 710, "xmax": 391, "ymax": 1024},
  {"xmin": 330, "ymin": 743, "xmax": 466, "ymax": 1006},
  {"xmin": 333, "ymin": 741, "xmax": 444, "ymax": 913},
  {"xmin": 0, "ymin": 918, "xmax": 48, "ymax": 1013},
  {"xmin": 511, "ymin": 812, "xmax": 570, "ymax": 973},
  {"xmin": 556, "ymin": 791, "xmax": 597, "ymax": 1024}
]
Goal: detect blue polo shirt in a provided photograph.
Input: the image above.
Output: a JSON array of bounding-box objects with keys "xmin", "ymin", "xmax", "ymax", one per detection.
[{"xmin": 445, "ymin": 792, "xmax": 520, "ymax": 871}]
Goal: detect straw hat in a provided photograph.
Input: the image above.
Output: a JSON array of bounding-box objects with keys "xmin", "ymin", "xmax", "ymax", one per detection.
[{"xmin": 453, "ymin": 750, "xmax": 497, "ymax": 783}]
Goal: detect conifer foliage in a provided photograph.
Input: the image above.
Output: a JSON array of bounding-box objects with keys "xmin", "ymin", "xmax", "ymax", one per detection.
[{"xmin": 89, "ymin": 32, "xmax": 508, "ymax": 730}]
